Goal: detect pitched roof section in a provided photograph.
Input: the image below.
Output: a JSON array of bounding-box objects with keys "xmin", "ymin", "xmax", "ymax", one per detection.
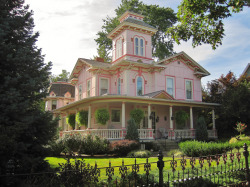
[
  {"xmin": 49, "ymin": 82, "xmax": 75, "ymax": 97},
  {"xmin": 143, "ymin": 90, "xmax": 175, "ymax": 100},
  {"xmin": 158, "ymin": 51, "xmax": 210, "ymax": 77},
  {"xmin": 241, "ymin": 63, "xmax": 250, "ymax": 77},
  {"xmin": 124, "ymin": 17, "xmax": 156, "ymax": 30}
]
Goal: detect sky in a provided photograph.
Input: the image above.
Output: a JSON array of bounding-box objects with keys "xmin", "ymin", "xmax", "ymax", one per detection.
[{"xmin": 25, "ymin": 0, "xmax": 250, "ymax": 86}]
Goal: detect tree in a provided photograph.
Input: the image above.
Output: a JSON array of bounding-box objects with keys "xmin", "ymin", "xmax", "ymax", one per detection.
[
  {"xmin": 95, "ymin": 0, "xmax": 177, "ymax": 60},
  {"xmin": 130, "ymin": 108, "xmax": 144, "ymax": 127},
  {"xmin": 168, "ymin": 0, "xmax": 250, "ymax": 49},
  {"xmin": 204, "ymin": 72, "xmax": 250, "ymax": 138},
  {"xmin": 196, "ymin": 116, "xmax": 208, "ymax": 141},
  {"xmin": 0, "ymin": 0, "xmax": 57, "ymax": 176},
  {"xmin": 50, "ymin": 69, "xmax": 70, "ymax": 82},
  {"xmin": 125, "ymin": 119, "xmax": 139, "ymax": 141}
]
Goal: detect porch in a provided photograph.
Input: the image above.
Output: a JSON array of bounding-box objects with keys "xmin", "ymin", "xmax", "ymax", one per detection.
[{"xmin": 61, "ymin": 128, "xmax": 217, "ymax": 141}]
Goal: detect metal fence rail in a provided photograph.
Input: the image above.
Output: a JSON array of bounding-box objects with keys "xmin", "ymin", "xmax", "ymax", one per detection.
[{"xmin": 1, "ymin": 143, "xmax": 250, "ymax": 186}]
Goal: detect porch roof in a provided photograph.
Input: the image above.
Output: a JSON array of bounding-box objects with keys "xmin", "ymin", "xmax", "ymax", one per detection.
[{"xmin": 53, "ymin": 95, "xmax": 220, "ymax": 113}]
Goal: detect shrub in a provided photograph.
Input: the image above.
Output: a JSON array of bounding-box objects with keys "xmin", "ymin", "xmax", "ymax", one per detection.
[
  {"xmin": 95, "ymin": 108, "xmax": 110, "ymax": 125},
  {"xmin": 63, "ymin": 133, "xmax": 83, "ymax": 154},
  {"xmin": 76, "ymin": 110, "xmax": 88, "ymax": 127},
  {"xmin": 179, "ymin": 140, "xmax": 233, "ymax": 157},
  {"xmin": 175, "ymin": 110, "xmax": 189, "ymax": 129},
  {"xmin": 66, "ymin": 114, "xmax": 76, "ymax": 129},
  {"xmin": 110, "ymin": 139, "xmax": 139, "ymax": 156},
  {"xmin": 49, "ymin": 139, "xmax": 66, "ymax": 156},
  {"xmin": 130, "ymin": 108, "xmax": 144, "ymax": 126},
  {"xmin": 127, "ymin": 150, "xmax": 152, "ymax": 158},
  {"xmin": 81, "ymin": 135, "xmax": 109, "ymax": 155},
  {"xmin": 125, "ymin": 119, "xmax": 139, "ymax": 141},
  {"xmin": 196, "ymin": 116, "xmax": 208, "ymax": 141}
]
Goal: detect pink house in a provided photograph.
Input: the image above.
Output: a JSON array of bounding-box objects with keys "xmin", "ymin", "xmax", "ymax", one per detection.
[{"xmin": 52, "ymin": 11, "xmax": 218, "ymax": 140}]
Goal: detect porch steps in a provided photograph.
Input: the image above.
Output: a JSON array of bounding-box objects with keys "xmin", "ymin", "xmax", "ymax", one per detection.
[{"xmin": 154, "ymin": 139, "xmax": 179, "ymax": 152}]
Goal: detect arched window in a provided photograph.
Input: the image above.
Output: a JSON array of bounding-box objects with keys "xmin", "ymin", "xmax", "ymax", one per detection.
[
  {"xmin": 136, "ymin": 76, "xmax": 144, "ymax": 96},
  {"xmin": 116, "ymin": 38, "xmax": 122, "ymax": 59},
  {"xmin": 117, "ymin": 78, "xmax": 121, "ymax": 95},
  {"xmin": 134, "ymin": 37, "xmax": 144, "ymax": 56}
]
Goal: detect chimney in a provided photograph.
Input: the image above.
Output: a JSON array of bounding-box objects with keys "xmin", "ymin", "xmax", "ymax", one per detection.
[{"xmin": 95, "ymin": 57, "xmax": 105, "ymax": 62}]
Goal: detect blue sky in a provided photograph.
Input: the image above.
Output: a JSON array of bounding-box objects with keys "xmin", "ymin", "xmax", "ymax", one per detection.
[{"xmin": 25, "ymin": 0, "xmax": 250, "ymax": 86}]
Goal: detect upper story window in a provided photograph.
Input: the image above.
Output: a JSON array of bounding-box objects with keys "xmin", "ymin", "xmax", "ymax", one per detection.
[
  {"xmin": 52, "ymin": 100, "xmax": 57, "ymax": 110},
  {"xmin": 166, "ymin": 77, "xmax": 175, "ymax": 98},
  {"xmin": 100, "ymin": 78, "xmax": 109, "ymax": 95},
  {"xmin": 116, "ymin": 38, "xmax": 122, "ymax": 59},
  {"xmin": 185, "ymin": 80, "xmax": 193, "ymax": 100},
  {"xmin": 79, "ymin": 85, "xmax": 82, "ymax": 100},
  {"xmin": 87, "ymin": 80, "xmax": 91, "ymax": 97},
  {"xmin": 136, "ymin": 76, "xmax": 144, "ymax": 96},
  {"xmin": 134, "ymin": 37, "xmax": 145, "ymax": 56},
  {"xmin": 117, "ymin": 78, "xmax": 121, "ymax": 95}
]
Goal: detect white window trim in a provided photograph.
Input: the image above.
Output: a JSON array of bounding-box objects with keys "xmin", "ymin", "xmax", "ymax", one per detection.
[
  {"xmin": 99, "ymin": 77, "xmax": 109, "ymax": 96},
  {"xmin": 134, "ymin": 37, "xmax": 145, "ymax": 57},
  {"xmin": 185, "ymin": 79, "xmax": 193, "ymax": 100},
  {"xmin": 111, "ymin": 108, "xmax": 121, "ymax": 123},
  {"xmin": 166, "ymin": 76, "xmax": 175, "ymax": 98},
  {"xmin": 136, "ymin": 76, "xmax": 144, "ymax": 96}
]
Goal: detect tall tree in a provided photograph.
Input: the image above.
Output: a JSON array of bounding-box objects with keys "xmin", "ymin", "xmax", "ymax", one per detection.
[
  {"xmin": 168, "ymin": 0, "xmax": 250, "ymax": 49},
  {"xmin": 0, "ymin": 0, "xmax": 57, "ymax": 177},
  {"xmin": 50, "ymin": 69, "xmax": 70, "ymax": 82},
  {"xmin": 95, "ymin": 0, "xmax": 177, "ymax": 61},
  {"xmin": 204, "ymin": 72, "xmax": 250, "ymax": 137}
]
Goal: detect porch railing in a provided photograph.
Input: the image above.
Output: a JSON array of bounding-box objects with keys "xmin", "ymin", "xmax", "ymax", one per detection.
[
  {"xmin": 62, "ymin": 128, "xmax": 154, "ymax": 140},
  {"xmin": 167, "ymin": 129, "xmax": 218, "ymax": 140}
]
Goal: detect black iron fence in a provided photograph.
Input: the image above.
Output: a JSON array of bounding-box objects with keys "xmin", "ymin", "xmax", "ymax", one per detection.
[{"xmin": 1, "ymin": 143, "xmax": 250, "ymax": 186}]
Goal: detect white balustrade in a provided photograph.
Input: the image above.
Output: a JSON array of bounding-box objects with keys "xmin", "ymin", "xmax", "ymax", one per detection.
[{"xmin": 137, "ymin": 129, "xmax": 154, "ymax": 139}]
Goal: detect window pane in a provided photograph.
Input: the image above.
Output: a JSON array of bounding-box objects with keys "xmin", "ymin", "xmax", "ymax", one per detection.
[
  {"xmin": 87, "ymin": 80, "xmax": 90, "ymax": 97},
  {"xmin": 186, "ymin": 80, "xmax": 192, "ymax": 99},
  {"xmin": 167, "ymin": 78, "xmax": 174, "ymax": 96},
  {"xmin": 135, "ymin": 38, "xmax": 139, "ymax": 55},
  {"xmin": 140, "ymin": 39, "xmax": 144, "ymax": 56},
  {"xmin": 101, "ymin": 78, "xmax": 108, "ymax": 95},
  {"xmin": 112, "ymin": 110, "xmax": 120, "ymax": 122},
  {"xmin": 137, "ymin": 76, "xmax": 143, "ymax": 96},
  {"xmin": 117, "ymin": 78, "xmax": 121, "ymax": 95}
]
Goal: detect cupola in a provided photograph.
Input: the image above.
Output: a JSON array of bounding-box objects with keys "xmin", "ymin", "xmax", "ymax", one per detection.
[{"xmin": 107, "ymin": 11, "xmax": 157, "ymax": 64}]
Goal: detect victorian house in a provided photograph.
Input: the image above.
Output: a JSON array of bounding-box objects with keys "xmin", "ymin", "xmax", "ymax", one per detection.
[{"xmin": 51, "ymin": 11, "xmax": 218, "ymax": 141}]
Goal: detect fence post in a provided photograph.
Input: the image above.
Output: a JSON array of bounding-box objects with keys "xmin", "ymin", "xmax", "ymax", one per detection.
[
  {"xmin": 243, "ymin": 143, "xmax": 250, "ymax": 185},
  {"xmin": 157, "ymin": 150, "xmax": 164, "ymax": 187}
]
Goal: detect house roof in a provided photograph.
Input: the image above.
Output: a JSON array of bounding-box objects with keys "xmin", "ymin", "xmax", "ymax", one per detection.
[
  {"xmin": 124, "ymin": 17, "xmax": 156, "ymax": 30},
  {"xmin": 143, "ymin": 90, "xmax": 174, "ymax": 100},
  {"xmin": 241, "ymin": 63, "xmax": 250, "ymax": 77},
  {"xmin": 53, "ymin": 95, "xmax": 220, "ymax": 113},
  {"xmin": 48, "ymin": 82, "xmax": 75, "ymax": 97},
  {"xmin": 158, "ymin": 51, "xmax": 210, "ymax": 77}
]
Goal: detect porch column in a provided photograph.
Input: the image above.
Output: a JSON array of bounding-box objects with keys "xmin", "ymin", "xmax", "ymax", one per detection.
[
  {"xmin": 75, "ymin": 109, "xmax": 79, "ymax": 130},
  {"xmin": 122, "ymin": 102, "xmax": 125, "ymax": 129},
  {"xmin": 148, "ymin": 104, "xmax": 152, "ymax": 129},
  {"xmin": 212, "ymin": 109, "xmax": 216, "ymax": 129},
  {"xmin": 169, "ymin": 106, "xmax": 173, "ymax": 129},
  {"xmin": 190, "ymin": 107, "xmax": 193, "ymax": 129},
  {"xmin": 88, "ymin": 105, "xmax": 91, "ymax": 129}
]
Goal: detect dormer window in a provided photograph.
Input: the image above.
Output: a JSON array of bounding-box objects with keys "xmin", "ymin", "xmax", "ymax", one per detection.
[
  {"xmin": 134, "ymin": 37, "xmax": 145, "ymax": 56},
  {"xmin": 116, "ymin": 38, "xmax": 123, "ymax": 59}
]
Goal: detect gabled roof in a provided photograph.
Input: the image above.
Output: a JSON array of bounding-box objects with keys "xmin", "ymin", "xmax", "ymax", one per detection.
[
  {"xmin": 157, "ymin": 51, "xmax": 210, "ymax": 77},
  {"xmin": 143, "ymin": 90, "xmax": 174, "ymax": 100},
  {"xmin": 48, "ymin": 82, "xmax": 75, "ymax": 97},
  {"xmin": 241, "ymin": 63, "xmax": 250, "ymax": 77}
]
